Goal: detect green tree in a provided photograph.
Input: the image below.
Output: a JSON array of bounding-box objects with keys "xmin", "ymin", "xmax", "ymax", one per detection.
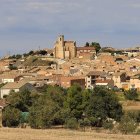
[
  {"xmin": 6, "ymin": 89, "xmax": 35, "ymax": 112},
  {"xmin": 85, "ymin": 42, "xmax": 90, "ymax": 47},
  {"xmin": 29, "ymin": 95, "xmax": 58, "ymax": 128},
  {"xmin": 29, "ymin": 50, "xmax": 34, "ymax": 55},
  {"xmin": 2, "ymin": 106, "xmax": 21, "ymax": 127},
  {"xmin": 65, "ymin": 84, "xmax": 83, "ymax": 120},
  {"xmin": 15, "ymin": 54, "xmax": 22, "ymax": 59},
  {"xmin": 44, "ymin": 85, "xmax": 66, "ymax": 125},
  {"xmin": 9, "ymin": 65, "xmax": 18, "ymax": 70},
  {"xmin": 39, "ymin": 50, "xmax": 47, "ymax": 55},
  {"xmin": 82, "ymin": 89, "xmax": 91, "ymax": 114},
  {"xmin": 87, "ymin": 87, "xmax": 123, "ymax": 126},
  {"xmin": 90, "ymin": 42, "xmax": 101, "ymax": 53}
]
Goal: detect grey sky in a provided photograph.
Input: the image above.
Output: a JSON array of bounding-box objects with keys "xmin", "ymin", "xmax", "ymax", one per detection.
[{"xmin": 0, "ymin": 0, "xmax": 140, "ymax": 56}]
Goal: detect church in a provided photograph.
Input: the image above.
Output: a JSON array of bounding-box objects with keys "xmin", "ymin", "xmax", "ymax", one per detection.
[{"xmin": 54, "ymin": 35, "xmax": 76, "ymax": 59}]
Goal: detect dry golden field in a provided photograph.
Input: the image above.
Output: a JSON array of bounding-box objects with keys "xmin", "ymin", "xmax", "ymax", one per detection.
[
  {"xmin": 0, "ymin": 128, "xmax": 140, "ymax": 140},
  {"xmin": 122, "ymin": 101, "xmax": 140, "ymax": 110}
]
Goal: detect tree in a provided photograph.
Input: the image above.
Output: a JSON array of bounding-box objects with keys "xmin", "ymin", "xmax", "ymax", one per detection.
[
  {"xmin": 39, "ymin": 50, "xmax": 47, "ymax": 55},
  {"xmin": 90, "ymin": 42, "xmax": 101, "ymax": 53},
  {"xmin": 87, "ymin": 87, "xmax": 123, "ymax": 126},
  {"xmin": 65, "ymin": 84, "xmax": 83, "ymax": 120},
  {"xmin": 124, "ymin": 89, "xmax": 138, "ymax": 100},
  {"xmin": 29, "ymin": 95, "xmax": 58, "ymax": 128},
  {"xmin": 6, "ymin": 89, "xmax": 34, "ymax": 112},
  {"xmin": 44, "ymin": 85, "xmax": 67, "ymax": 125},
  {"xmin": 50, "ymin": 53, "xmax": 54, "ymax": 57},
  {"xmin": 9, "ymin": 65, "xmax": 18, "ymax": 70},
  {"xmin": 2, "ymin": 106, "xmax": 21, "ymax": 127},
  {"xmin": 15, "ymin": 54, "xmax": 22, "ymax": 59},
  {"xmin": 29, "ymin": 50, "xmax": 34, "ymax": 55},
  {"xmin": 82, "ymin": 89, "xmax": 91, "ymax": 114},
  {"xmin": 85, "ymin": 42, "xmax": 90, "ymax": 47},
  {"xmin": 23, "ymin": 53, "xmax": 29, "ymax": 57}
]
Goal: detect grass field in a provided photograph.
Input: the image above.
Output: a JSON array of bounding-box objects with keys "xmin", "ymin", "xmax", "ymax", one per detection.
[{"xmin": 0, "ymin": 128, "xmax": 140, "ymax": 140}]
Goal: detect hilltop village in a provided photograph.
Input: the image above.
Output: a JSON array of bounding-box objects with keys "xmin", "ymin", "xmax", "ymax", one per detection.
[{"xmin": 0, "ymin": 35, "xmax": 140, "ymax": 98}]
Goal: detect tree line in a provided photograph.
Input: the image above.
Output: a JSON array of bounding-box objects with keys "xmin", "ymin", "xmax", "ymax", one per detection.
[{"xmin": 2, "ymin": 84, "xmax": 140, "ymax": 134}]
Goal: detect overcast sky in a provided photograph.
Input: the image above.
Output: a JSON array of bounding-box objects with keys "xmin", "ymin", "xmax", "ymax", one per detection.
[{"xmin": 1, "ymin": 0, "xmax": 140, "ymax": 56}]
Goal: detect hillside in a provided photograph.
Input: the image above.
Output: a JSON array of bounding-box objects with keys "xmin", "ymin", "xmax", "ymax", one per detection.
[{"xmin": 23, "ymin": 56, "xmax": 55, "ymax": 66}]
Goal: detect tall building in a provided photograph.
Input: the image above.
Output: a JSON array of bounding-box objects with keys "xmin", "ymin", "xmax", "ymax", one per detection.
[{"xmin": 54, "ymin": 35, "xmax": 76, "ymax": 59}]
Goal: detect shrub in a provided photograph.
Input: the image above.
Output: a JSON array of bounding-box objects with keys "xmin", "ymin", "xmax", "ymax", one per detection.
[
  {"xmin": 103, "ymin": 119, "xmax": 114, "ymax": 131},
  {"xmin": 65, "ymin": 118, "xmax": 78, "ymax": 130},
  {"xmin": 127, "ymin": 110, "xmax": 140, "ymax": 123},
  {"xmin": 79, "ymin": 118, "xmax": 91, "ymax": 131},
  {"xmin": 118, "ymin": 114, "xmax": 138, "ymax": 134},
  {"xmin": 124, "ymin": 89, "xmax": 138, "ymax": 100},
  {"xmin": 89, "ymin": 117, "xmax": 102, "ymax": 127},
  {"xmin": 2, "ymin": 106, "xmax": 21, "ymax": 127}
]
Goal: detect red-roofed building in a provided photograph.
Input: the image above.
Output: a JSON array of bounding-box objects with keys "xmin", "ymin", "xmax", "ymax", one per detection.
[{"xmin": 77, "ymin": 47, "xmax": 96, "ymax": 59}]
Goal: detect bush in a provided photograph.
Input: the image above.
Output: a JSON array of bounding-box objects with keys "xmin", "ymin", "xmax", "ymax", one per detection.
[
  {"xmin": 2, "ymin": 106, "xmax": 21, "ymax": 127},
  {"xmin": 127, "ymin": 110, "xmax": 140, "ymax": 123},
  {"xmin": 124, "ymin": 89, "xmax": 138, "ymax": 100},
  {"xmin": 89, "ymin": 117, "xmax": 102, "ymax": 127},
  {"xmin": 65, "ymin": 118, "xmax": 78, "ymax": 130},
  {"xmin": 118, "ymin": 114, "xmax": 138, "ymax": 134},
  {"xmin": 103, "ymin": 119, "xmax": 114, "ymax": 131},
  {"xmin": 79, "ymin": 118, "xmax": 91, "ymax": 131}
]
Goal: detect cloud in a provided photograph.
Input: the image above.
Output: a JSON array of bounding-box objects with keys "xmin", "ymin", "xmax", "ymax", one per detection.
[{"xmin": 0, "ymin": 0, "xmax": 140, "ymax": 56}]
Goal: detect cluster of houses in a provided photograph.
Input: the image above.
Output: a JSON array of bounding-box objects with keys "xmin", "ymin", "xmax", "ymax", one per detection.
[{"xmin": 0, "ymin": 35, "xmax": 140, "ymax": 99}]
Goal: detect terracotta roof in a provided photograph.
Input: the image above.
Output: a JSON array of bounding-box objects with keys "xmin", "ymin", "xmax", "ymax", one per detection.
[
  {"xmin": 87, "ymin": 71, "xmax": 107, "ymax": 76},
  {"xmin": 1, "ymin": 81, "xmax": 28, "ymax": 89},
  {"xmin": 77, "ymin": 47, "xmax": 95, "ymax": 51},
  {"xmin": 113, "ymin": 72, "xmax": 125, "ymax": 76},
  {"xmin": 0, "ymin": 74, "xmax": 20, "ymax": 79}
]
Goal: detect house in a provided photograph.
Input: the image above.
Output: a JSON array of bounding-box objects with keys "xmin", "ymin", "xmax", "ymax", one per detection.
[
  {"xmin": 23, "ymin": 75, "xmax": 50, "ymax": 87},
  {"xmin": 115, "ymin": 58, "xmax": 124, "ymax": 64},
  {"xmin": 95, "ymin": 79, "xmax": 114, "ymax": 89},
  {"xmin": 112, "ymin": 72, "xmax": 126, "ymax": 88},
  {"xmin": 0, "ymin": 74, "xmax": 21, "ymax": 83},
  {"xmin": 123, "ymin": 49, "xmax": 139, "ymax": 57},
  {"xmin": 57, "ymin": 76, "xmax": 85, "ymax": 89},
  {"xmin": 86, "ymin": 71, "xmax": 109, "ymax": 89},
  {"xmin": 129, "ymin": 76, "xmax": 140, "ymax": 91},
  {"xmin": 76, "ymin": 47, "xmax": 96, "ymax": 59},
  {"xmin": 0, "ymin": 81, "xmax": 36, "ymax": 98}
]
